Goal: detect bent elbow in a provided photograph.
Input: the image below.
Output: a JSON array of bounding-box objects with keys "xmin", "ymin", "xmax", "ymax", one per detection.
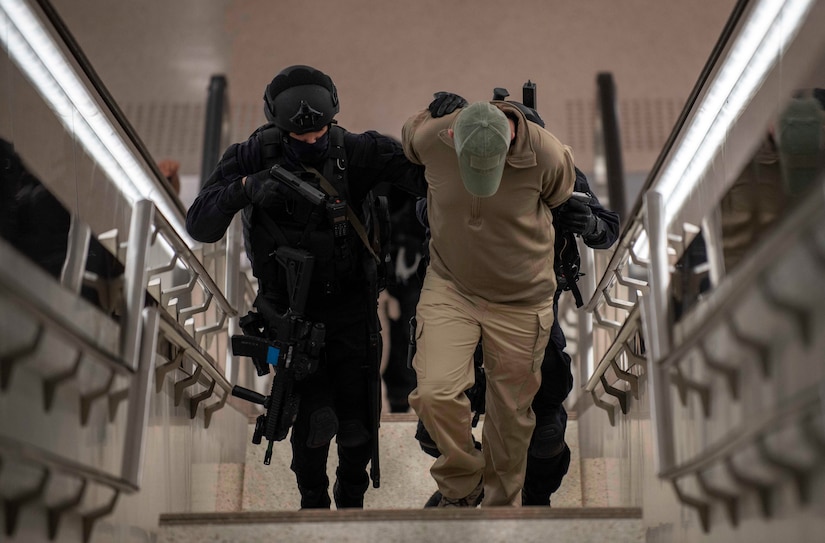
[{"xmin": 186, "ymin": 215, "xmax": 225, "ymax": 244}]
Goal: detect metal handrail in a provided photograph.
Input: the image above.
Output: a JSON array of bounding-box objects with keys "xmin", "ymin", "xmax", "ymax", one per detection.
[
  {"xmin": 0, "ymin": 5, "xmax": 244, "ymax": 540},
  {"xmin": 659, "ymin": 384, "xmax": 821, "ymax": 481},
  {"xmin": 0, "ymin": 434, "xmax": 138, "ymax": 494},
  {"xmin": 582, "ymin": 219, "xmax": 647, "ymax": 313},
  {"xmin": 151, "ymin": 210, "xmax": 237, "ymax": 318},
  {"xmin": 120, "ymin": 200, "xmax": 153, "ymax": 372},
  {"xmin": 156, "ymin": 308, "xmax": 233, "ymax": 395},
  {"xmin": 578, "ymin": 0, "xmax": 752, "ymax": 320},
  {"xmin": 121, "ymin": 307, "xmax": 158, "ymax": 489},
  {"xmin": 659, "ymin": 177, "xmax": 825, "ymax": 370},
  {"xmin": 583, "ymin": 306, "xmax": 642, "ymax": 393},
  {"xmin": 0, "ymin": 239, "xmax": 131, "ymax": 377},
  {"xmin": 614, "ymin": 0, "xmax": 752, "ymax": 241}
]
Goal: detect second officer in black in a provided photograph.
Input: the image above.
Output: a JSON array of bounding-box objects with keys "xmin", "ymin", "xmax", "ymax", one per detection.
[{"xmin": 186, "ymin": 65, "xmax": 425, "ymax": 509}]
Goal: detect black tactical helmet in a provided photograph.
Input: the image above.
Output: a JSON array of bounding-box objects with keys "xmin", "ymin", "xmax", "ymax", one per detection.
[{"xmin": 263, "ymin": 65, "xmax": 339, "ymax": 134}]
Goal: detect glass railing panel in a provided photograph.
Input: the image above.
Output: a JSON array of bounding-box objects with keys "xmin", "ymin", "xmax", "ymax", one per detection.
[
  {"xmin": 627, "ymin": 0, "xmax": 825, "ymax": 499},
  {"xmin": 575, "ymin": 7, "xmax": 825, "ymax": 507},
  {"xmin": 1, "ymin": 5, "xmax": 247, "ymax": 540}
]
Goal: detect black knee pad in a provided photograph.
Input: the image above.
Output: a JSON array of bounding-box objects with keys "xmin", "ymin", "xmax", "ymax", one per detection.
[
  {"xmin": 415, "ymin": 419, "xmax": 480, "ymax": 458},
  {"xmin": 306, "ymin": 406, "xmax": 338, "ymax": 448},
  {"xmin": 415, "ymin": 419, "xmax": 441, "ymax": 458},
  {"xmin": 529, "ymin": 419, "xmax": 566, "ymax": 459},
  {"xmin": 465, "ymin": 363, "xmax": 487, "ymax": 421},
  {"xmin": 337, "ymin": 419, "xmax": 371, "ymax": 447}
]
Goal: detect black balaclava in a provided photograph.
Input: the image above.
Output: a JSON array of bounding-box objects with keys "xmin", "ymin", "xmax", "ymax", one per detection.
[{"xmin": 282, "ymin": 130, "xmax": 330, "ymax": 168}]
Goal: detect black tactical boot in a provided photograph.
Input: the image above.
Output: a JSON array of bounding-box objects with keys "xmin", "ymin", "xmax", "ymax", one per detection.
[
  {"xmin": 522, "ymin": 441, "xmax": 572, "ymax": 507},
  {"xmin": 298, "ymin": 484, "xmax": 331, "ymax": 509},
  {"xmin": 424, "ymin": 490, "xmax": 442, "ymax": 508},
  {"xmin": 521, "ymin": 488, "xmax": 552, "ymax": 506},
  {"xmin": 437, "ymin": 477, "xmax": 484, "ymax": 507},
  {"xmin": 333, "ymin": 478, "xmax": 370, "ymax": 509}
]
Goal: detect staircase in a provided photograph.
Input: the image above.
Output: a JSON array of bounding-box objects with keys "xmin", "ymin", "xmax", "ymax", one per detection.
[{"xmin": 156, "ymin": 412, "xmax": 644, "ymax": 542}]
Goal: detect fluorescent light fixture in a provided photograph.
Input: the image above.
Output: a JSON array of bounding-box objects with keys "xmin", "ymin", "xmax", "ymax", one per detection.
[
  {"xmin": 0, "ymin": 0, "xmax": 193, "ymax": 247},
  {"xmin": 633, "ymin": 0, "xmax": 815, "ymax": 260}
]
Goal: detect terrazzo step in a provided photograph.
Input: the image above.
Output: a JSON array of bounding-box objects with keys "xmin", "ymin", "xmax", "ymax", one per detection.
[
  {"xmin": 239, "ymin": 413, "xmax": 583, "ymax": 511},
  {"xmin": 158, "ymin": 506, "xmax": 644, "ymax": 543}
]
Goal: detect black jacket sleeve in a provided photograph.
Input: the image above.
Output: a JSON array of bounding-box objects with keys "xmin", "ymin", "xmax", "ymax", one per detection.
[
  {"xmin": 343, "ymin": 130, "xmax": 427, "ymax": 204},
  {"xmin": 185, "ymin": 137, "xmax": 264, "ymax": 243},
  {"xmin": 573, "ymin": 168, "xmax": 620, "ymax": 250}
]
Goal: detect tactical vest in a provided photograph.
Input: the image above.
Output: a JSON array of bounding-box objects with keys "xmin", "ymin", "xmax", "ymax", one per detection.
[{"xmin": 242, "ymin": 124, "xmax": 390, "ymax": 298}]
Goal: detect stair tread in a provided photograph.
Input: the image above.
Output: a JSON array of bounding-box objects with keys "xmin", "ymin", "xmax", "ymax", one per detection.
[{"xmin": 160, "ymin": 506, "xmax": 642, "ymax": 525}]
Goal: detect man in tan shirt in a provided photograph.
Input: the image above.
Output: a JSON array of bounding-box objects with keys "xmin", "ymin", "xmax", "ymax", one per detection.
[{"xmin": 402, "ymin": 101, "xmax": 574, "ymax": 506}]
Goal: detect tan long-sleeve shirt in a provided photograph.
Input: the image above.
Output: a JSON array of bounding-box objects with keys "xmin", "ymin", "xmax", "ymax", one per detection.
[{"xmin": 402, "ymin": 101, "xmax": 575, "ymax": 304}]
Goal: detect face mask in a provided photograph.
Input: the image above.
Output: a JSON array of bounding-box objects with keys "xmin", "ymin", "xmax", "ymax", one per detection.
[{"xmin": 283, "ymin": 131, "xmax": 330, "ymax": 166}]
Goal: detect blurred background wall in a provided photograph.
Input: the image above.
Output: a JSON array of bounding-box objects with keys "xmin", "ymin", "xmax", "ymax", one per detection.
[{"xmin": 50, "ymin": 0, "xmax": 737, "ymax": 208}]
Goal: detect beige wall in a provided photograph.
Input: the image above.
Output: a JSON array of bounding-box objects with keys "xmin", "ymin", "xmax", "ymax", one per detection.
[{"xmin": 53, "ymin": 0, "xmax": 737, "ymax": 177}]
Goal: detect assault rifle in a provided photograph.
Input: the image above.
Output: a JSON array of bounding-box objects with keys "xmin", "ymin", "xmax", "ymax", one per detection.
[
  {"xmin": 493, "ymin": 80, "xmax": 544, "ymax": 128},
  {"xmin": 230, "ymin": 246, "xmax": 325, "ymax": 465},
  {"xmin": 493, "ymin": 80, "xmax": 537, "ymax": 110},
  {"xmin": 492, "ymin": 82, "xmax": 585, "ymax": 304}
]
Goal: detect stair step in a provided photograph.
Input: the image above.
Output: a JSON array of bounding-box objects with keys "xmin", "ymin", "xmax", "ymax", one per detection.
[
  {"xmin": 240, "ymin": 414, "xmax": 583, "ymax": 511},
  {"xmin": 158, "ymin": 506, "xmax": 644, "ymax": 543}
]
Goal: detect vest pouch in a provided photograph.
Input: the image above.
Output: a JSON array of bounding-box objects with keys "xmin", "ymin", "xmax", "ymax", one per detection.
[
  {"xmin": 302, "ymin": 229, "xmax": 343, "ymax": 285},
  {"xmin": 248, "ymin": 215, "xmax": 279, "ymax": 281},
  {"xmin": 289, "ymin": 193, "xmax": 324, "ymax": 225}
]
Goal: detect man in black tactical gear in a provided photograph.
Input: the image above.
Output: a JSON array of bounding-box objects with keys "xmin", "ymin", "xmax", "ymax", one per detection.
[
  {"xmin": 415, "ymin": 91, "xmax": 620, "ymax": 507},
  {"xmin": 186, "ymin": 65, "xmax": 425, "ymax": 509},
  {"xmin": 522, "ymin": 165, "xmax": 618, "ymax": 506}
]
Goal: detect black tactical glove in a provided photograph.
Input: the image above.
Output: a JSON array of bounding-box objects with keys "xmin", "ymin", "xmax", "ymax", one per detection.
[
  {"xmin": 243, "ymin": 169, "xmax": 281, "ymax": 207},
  {"xmin": 555, "ymin": 197, "xmax": 602, "ymax": 238},
  {"xmin": 428, "ymin": 92, "xmax": 468, "ymax": 117}
]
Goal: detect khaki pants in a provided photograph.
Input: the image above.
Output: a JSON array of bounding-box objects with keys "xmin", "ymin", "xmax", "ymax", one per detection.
[{"xmin": 408, "ymin": 271, "xmax": 554, "ymax": 505}]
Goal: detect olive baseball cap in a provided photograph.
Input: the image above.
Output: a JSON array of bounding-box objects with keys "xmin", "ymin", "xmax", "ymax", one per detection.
[{"xmin": 453, "ymin": 102, "xmax": 510, "ymax": 197}]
